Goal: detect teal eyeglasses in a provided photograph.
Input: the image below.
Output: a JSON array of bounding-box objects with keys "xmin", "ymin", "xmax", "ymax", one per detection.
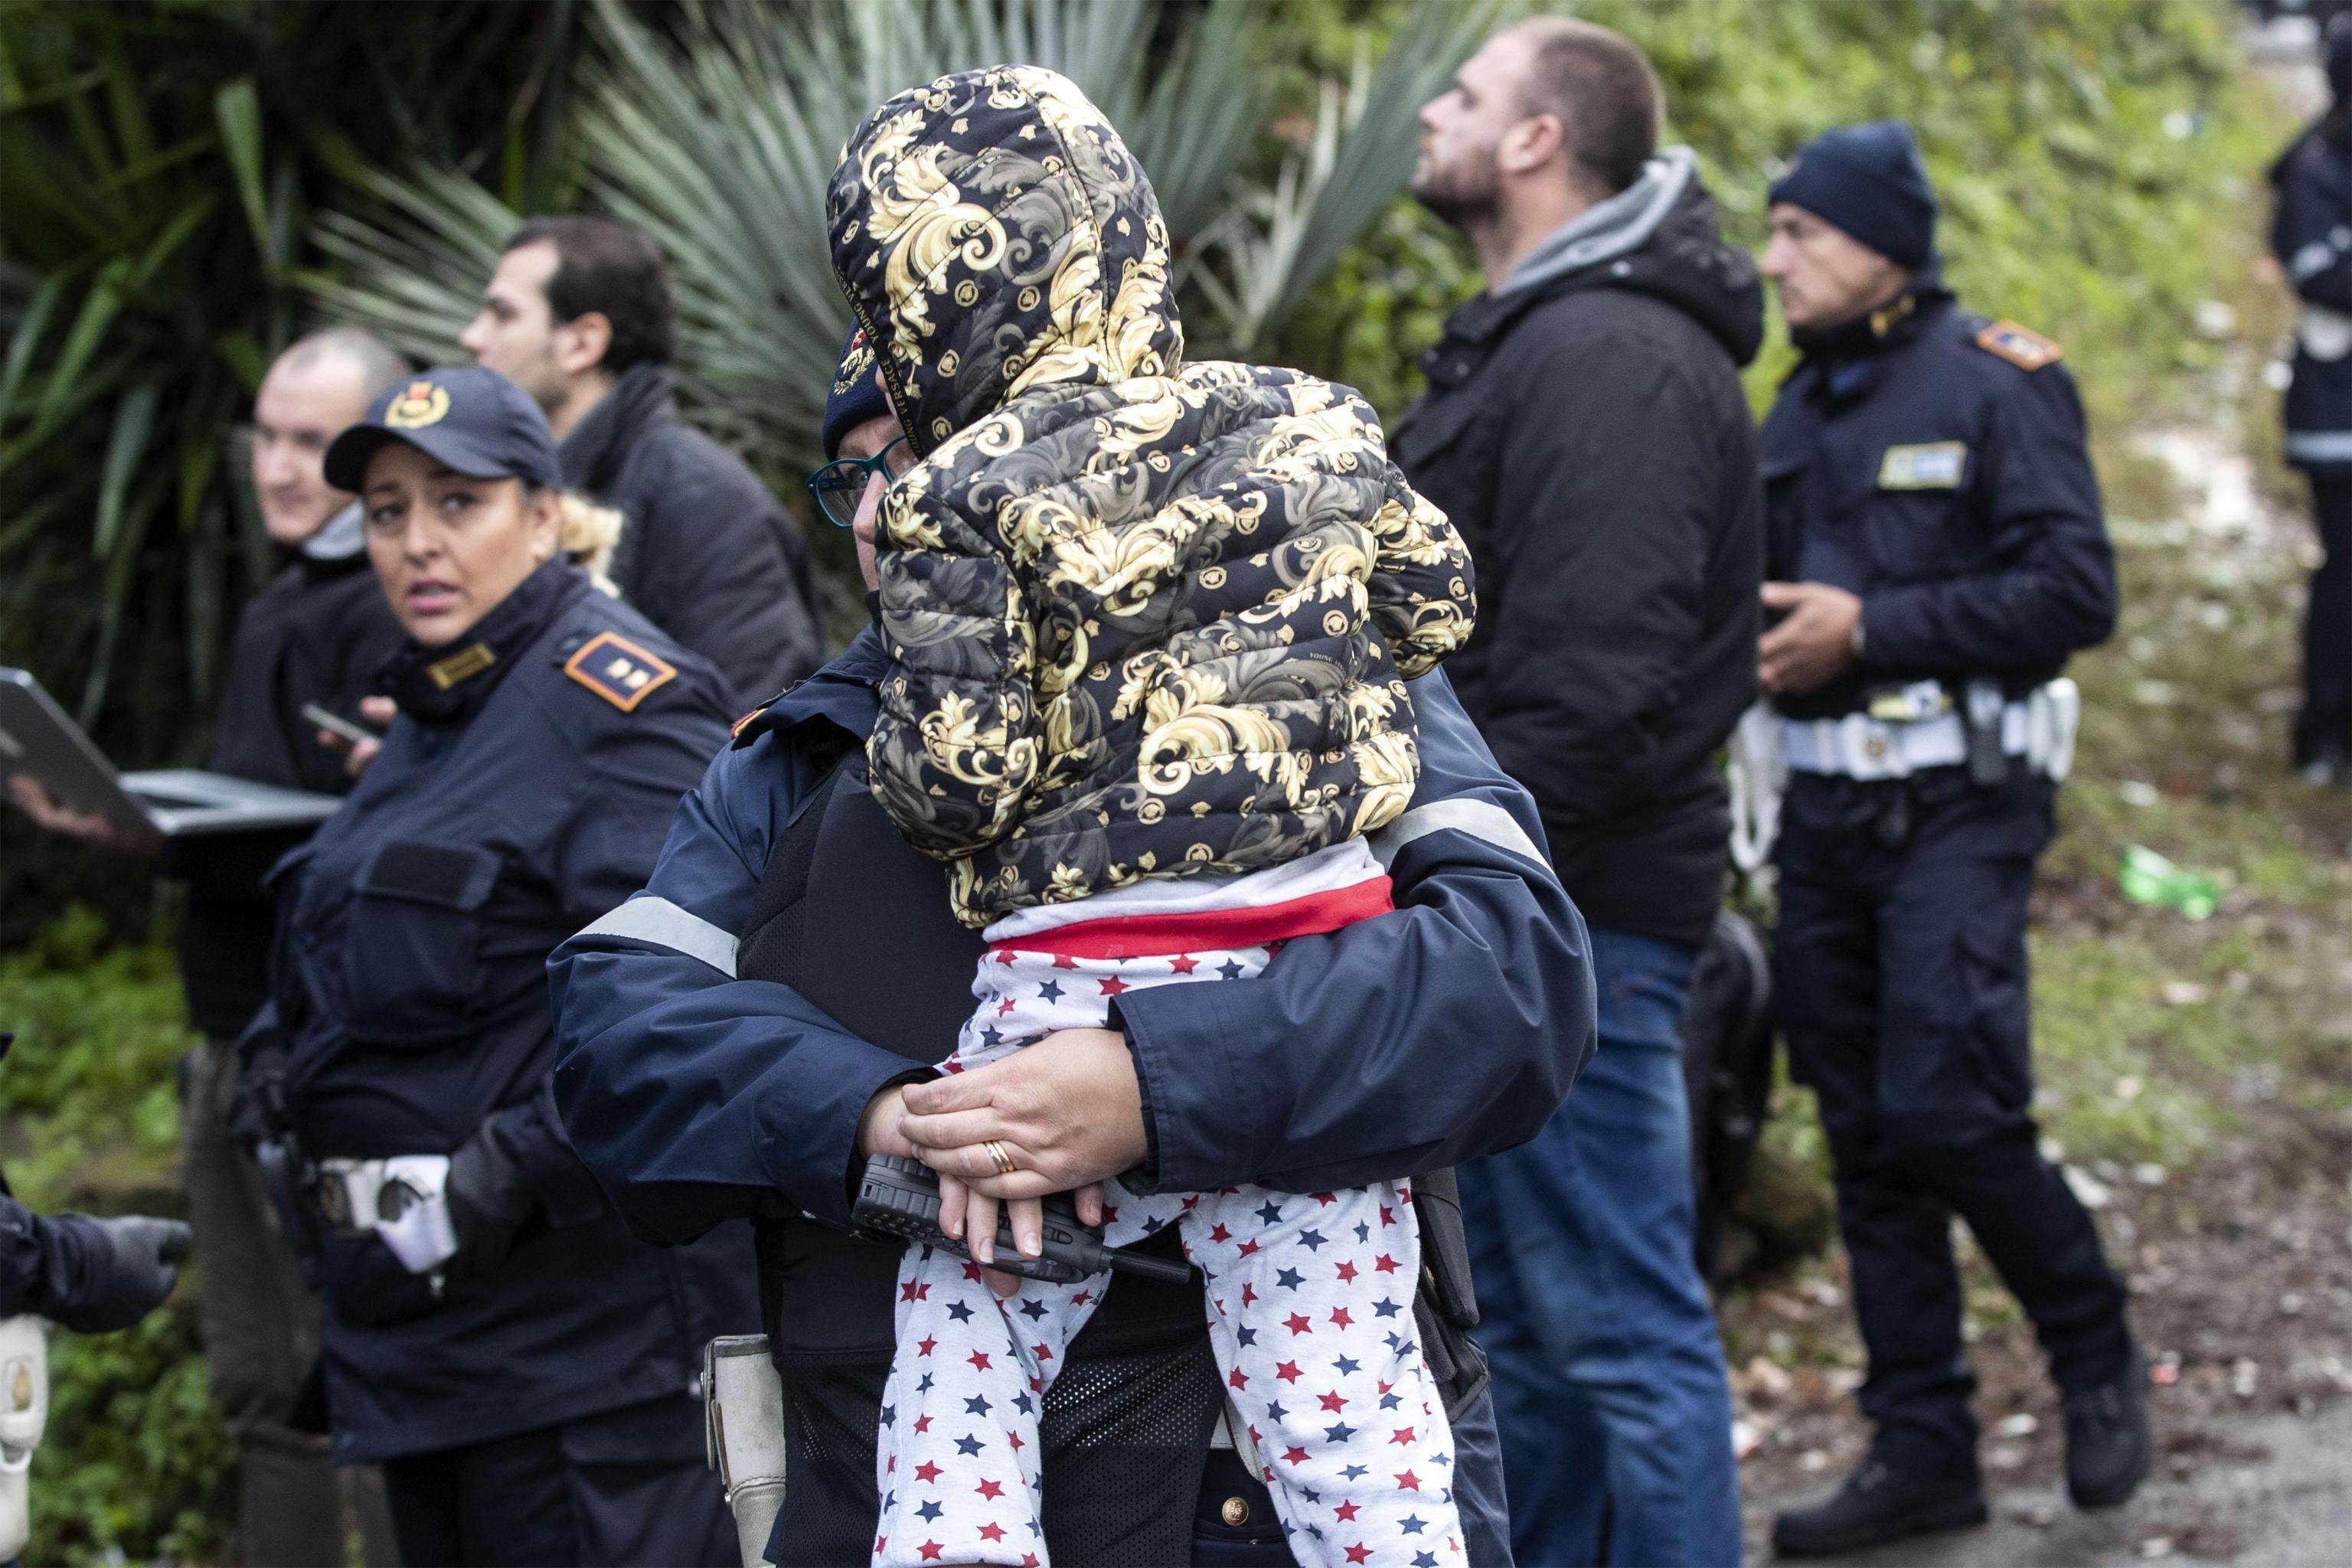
[{"xmin": 805, "ymin": 436, "xmax": 910, "ymax": 528}]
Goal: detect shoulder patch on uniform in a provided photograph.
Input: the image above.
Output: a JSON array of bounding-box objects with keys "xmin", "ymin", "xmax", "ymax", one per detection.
[
  {"xmin": 563, "ymin": 631, "xmax": 678, "ymax": 712},
  {"xmin": 730, "ymin": 704, "xmax": 770, "ymax": 739},
  {"xmin": 1974, "ymin": 320, "xmax": 2063, "ymax": 370}
]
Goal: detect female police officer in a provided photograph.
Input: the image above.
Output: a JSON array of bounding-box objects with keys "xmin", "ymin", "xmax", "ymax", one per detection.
[{"xmin": 240, "ymin": 365, "xmax": 749, "ymax": 1566}]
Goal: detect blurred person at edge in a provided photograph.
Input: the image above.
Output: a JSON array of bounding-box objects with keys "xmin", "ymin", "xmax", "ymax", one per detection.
[
  {"xmin": 2, "ymin": 1182, "xmax": 188, "ymax": 1568},
  {"xmin": 0, "ymin": 1199, "xmax": 186, "ymax": 1334},
  {"xmin": 2269, "ymin": 19, "xmax": 2352, "ymax": 783},
  {"xmin": 1400, "ymin": 18, "xmax": 1755, "ymax": 1567},
  {"xmin": 6, "ymin": 328, "xmax": 410, "ymax": 1568},
  {"xmin": 2, "ymin": 1037, "xmax": 190, "ymax": 1337},
  {"xmin": 1752, "ymin": 122, "xmax": 2146, "ymax": 1557},
  {"xmin": 461, "ymin": 216, "xmax": 825, "ymax": 707},
  {"xmin": 234, "ymin": 364, "xmax": 748, "ymax": 1566}
]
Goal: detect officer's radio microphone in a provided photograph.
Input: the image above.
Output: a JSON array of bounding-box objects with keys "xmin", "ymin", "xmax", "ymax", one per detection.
[{"xmin": 853, "ymin": 1155, "xmax": 1194, "ymax": 1285}]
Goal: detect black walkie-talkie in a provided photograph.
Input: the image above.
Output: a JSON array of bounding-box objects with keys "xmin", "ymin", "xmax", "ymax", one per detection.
[{"xmin": 853, "ymin": 1155, "xmax": 1194, "ymax": 1285}]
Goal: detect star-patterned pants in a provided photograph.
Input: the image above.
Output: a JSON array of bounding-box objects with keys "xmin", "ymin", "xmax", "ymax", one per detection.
[{"xmin": 871, "ymin": 936, "xmax": 1465, "ymax": 1568}]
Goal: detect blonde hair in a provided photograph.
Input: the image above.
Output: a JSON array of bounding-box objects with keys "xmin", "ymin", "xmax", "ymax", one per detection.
[{"xmin": 529, "ymin": 486, "xmax": 626, "ymax": 596}]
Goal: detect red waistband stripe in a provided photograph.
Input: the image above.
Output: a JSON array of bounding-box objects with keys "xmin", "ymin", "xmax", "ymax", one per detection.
[{"xmin": 988, "ymin": 877, "xmax": 1396, "ymax": 961}]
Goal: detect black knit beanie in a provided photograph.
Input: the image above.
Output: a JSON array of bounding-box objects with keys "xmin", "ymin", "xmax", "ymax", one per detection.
[{"xmin": 1768, "ymin": 119, "xmax": 1939, "ymax": 270}]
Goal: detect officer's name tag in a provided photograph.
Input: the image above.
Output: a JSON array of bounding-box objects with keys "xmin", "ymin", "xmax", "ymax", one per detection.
[{"xmin": 1877, "ymin": 441, "xmax": 1967, "ymax": 490}]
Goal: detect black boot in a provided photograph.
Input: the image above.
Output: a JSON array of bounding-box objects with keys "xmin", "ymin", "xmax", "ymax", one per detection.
[
  {"xmin": 1771, "ymin": 1458, "xmax": 1988, "ymax": 1557},
  {"xmin": 2064, "ymin": 1344, "xmax": 2151, "ymax": 1509}
]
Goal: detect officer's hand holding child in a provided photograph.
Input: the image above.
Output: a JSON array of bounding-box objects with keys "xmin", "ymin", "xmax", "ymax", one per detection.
[{"xmin": 859, "ymin": 1025, "xmax": 1147, "ymax": 1295}]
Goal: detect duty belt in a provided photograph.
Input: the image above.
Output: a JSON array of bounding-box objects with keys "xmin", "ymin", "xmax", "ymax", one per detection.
[
  {"xmin": 312, "ymin": 1156, "xmax": 428, "ymax": 1235},
  {"xmin": 1782, "ymin": 678, "xmax": 2079, "ymax": 782},
  {"xmin": 311, "ymin": 1155, "xmax": 460, "ymax": 1276}
]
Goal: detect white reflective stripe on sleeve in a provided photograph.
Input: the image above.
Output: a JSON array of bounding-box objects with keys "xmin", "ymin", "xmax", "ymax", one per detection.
[
  {"xmin": 2286, "ymin": 430, "xmax": 2352, "ymax": 464},
  {"xmin": 576, "ymin": 895, "xmax": 739, "ymax": 978},
  {"xmin": 1370, "ymin": 797, "xmax": 1547, "ymax": 870},
  {"xmin": 2288, "ymin": 240, "xmax": 2337, "ymax": 283}
]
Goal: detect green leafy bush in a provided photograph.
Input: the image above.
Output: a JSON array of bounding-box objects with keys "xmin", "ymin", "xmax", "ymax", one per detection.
[
  {"xmin": 0, "ymin": 906, "xmax": 191, "ymax": 1199},
  {"xmin": 32, "ymin": 1305, "xmax": 234, "ymax": 1566}
]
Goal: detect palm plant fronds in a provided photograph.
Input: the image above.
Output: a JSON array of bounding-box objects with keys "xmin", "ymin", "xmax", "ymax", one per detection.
[
  {"xmin": 1191, "ymin": 0, "xmax": 1517, "ymax": 354},
  {"xmin": 301, "ymin": 155, "xmax": 523, "ymax": 367},
  {"xmin": 305, "ymin": 0, "xmax": 1475, "ymax": 482},
  {"xmin": 572, "ymin": 0, "xmax": 1281, "ymax": 474},
  {"xmin": 0, "ymin": 0, "xmax": 579, "ymax": 771}
]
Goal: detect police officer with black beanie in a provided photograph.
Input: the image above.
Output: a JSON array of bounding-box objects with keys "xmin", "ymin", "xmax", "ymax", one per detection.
[{"xmin": 1753, "ymin": 121, "xmax": 2151, "ymax": 1556}]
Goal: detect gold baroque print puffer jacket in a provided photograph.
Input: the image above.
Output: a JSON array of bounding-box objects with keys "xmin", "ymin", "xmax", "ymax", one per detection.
[{"xmin": 828, "ymin": 65, "xmax": 1475, "ymax": 927}]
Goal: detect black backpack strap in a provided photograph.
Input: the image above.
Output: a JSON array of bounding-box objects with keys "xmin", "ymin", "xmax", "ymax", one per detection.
[{"xmin": 1410, "ymin": 1165, "xmax": 1491, "ymax": 1422}]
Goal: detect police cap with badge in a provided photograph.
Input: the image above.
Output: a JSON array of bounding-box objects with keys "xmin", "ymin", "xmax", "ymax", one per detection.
[{"xmin": 324, "ymin": 364, "xmax": 564, "ymax": 495}]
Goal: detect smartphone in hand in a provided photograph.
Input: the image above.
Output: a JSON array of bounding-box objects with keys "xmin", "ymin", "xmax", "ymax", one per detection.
[{"xmin": 301, "ymin": 702, "xmax": 381, "ymax": 753}]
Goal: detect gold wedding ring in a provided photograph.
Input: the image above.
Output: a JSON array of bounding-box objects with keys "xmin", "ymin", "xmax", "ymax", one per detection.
[{"xmin": 984, "ymin": 1139, "xmax": 1018, "ymax": 1177}]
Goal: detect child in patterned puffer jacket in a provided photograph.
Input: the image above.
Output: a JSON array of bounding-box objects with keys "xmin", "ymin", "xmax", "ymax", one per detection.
[{"xmin": 834, "ymin": 65, "xmax": 1477, "ymax": 1568}]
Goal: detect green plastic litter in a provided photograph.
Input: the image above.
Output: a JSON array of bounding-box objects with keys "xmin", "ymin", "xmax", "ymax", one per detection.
[{"xmin": 2118, "ymin": 844, "xmax": 2221, "ymax": 920}]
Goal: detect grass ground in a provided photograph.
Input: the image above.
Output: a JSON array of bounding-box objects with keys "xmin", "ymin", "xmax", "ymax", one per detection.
[{"xmin": 1723, "ymin": 181, "xmax": 2352, "ymax": 1562}]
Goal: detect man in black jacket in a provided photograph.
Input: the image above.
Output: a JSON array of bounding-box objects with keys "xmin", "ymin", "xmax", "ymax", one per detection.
[
  {"xmin": 1398, "ymin": 18, "xmax": 1756, "ymax": 1567},
  {"xmin": 462, "ymin": 217, "xmax": 824, "ymax": 704}
]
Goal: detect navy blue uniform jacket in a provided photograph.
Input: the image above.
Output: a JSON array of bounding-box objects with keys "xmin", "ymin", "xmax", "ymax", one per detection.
[
  {"xmin": 2270, "ymin": 117, "xmax": 2352, "ymax": 472},
  {"xmin": 1760, "ymin": 277, "xmax": 2117, "ymax": 720},
  {"xmin": 0, "ymin": 1195, "xmax": 102, "ymax": 1320},
  {"xmin": 547, "ymin": 626, "xmax": 1596, "ymax": 1249},
  {"xmin": 258, "ymin": 561, "xmax": 756, "ymax": 1463}
]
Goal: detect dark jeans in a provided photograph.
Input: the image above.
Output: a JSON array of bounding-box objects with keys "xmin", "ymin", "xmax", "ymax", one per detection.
[
  {"xmin": 1459, "ymin": 926, "xmax": 1741, "ymax": 1568},
  {"xmin": 381, "ymin": 1395, "xmax": 736, "ymax": 1567},
  {"xmin": 184, "ymin": 1035, "xmax": 397, "ymax": 1566},
  {"xmin": 1775, "ymin": 769, "xmax": 2132, "ymax": 1474},
  {"xmin": 2297, "ymin": 472, "xmax": 2352, "ymax": 765}
]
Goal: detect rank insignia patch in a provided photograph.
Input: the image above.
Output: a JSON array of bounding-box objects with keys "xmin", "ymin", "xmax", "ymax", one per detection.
[
  {"xmin": 1974, "ymin": 320, "xmax": 2063, "ymax": 370},
  {"xmin": 1878, "ymin": 440, "xmax": 1968, "ymax": 490},
  {"xmin": 564, "ymin": 632, "xmax": 677, "ymax": 712},
  {"xmin": 426, "ymin": 642, "xmax": 497, "ymax": 690}
]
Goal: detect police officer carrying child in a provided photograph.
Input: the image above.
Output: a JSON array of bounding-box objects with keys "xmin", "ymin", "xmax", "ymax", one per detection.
[
  {"xmin": 239, "ymin": 365, "xmax": 751, "ymax": 1566},
  {"xmin": 1751, "ymin": 121, "xmax": 2151, "ymax": 1556},
  {"xmin": 549, "ymin": 136, "xmax": 1597, "ymax": 1559}
]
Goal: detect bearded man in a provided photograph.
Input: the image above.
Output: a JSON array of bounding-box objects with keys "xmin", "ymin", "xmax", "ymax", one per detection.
[{"xmin": 1396, "ymin": 18, "xmax": 1760, "ymax": 1566}]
